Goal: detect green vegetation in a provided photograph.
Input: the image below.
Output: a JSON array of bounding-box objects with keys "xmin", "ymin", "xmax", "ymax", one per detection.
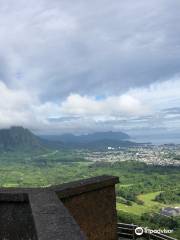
[
  {"xmin": 155, "ymin": 189, "xmax": 180, "ymax": 204},
  {"xmin": 0, "ymin": 150, "xmax": 179, "ymax": 238},
  {"xmin": 0, "ymin": 126, "xmax": 45, "ymax": 152},
  {"xmin": 117, "ymin": 192, "xmax": 164, "ymax": 215}
]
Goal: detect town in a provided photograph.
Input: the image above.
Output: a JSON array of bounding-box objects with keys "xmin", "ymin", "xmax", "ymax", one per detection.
[{"xmin": 83, "ymin": 144, "xmax": 180, "ymax": 166}]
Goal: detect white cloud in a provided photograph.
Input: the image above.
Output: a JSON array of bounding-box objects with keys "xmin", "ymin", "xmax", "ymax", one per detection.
[
  {"xmin": 60, "ymin": 94, "xmax": 148, "ymax": 117},
  {"xmin": 1, "ymin": 76, "xmax": 180, "ymax": 134},
  {"xmin": 0, "ymin": 1, "xmax": 180, "ymax": 134},
  {"xmin": 129, "ymin": 76, "xmax": 180, "ymax": 109},
  {"xmin": 56, "ymin": 77, "xmax": 180, "ymax": 133},
  {"xmin": 0, "ymin": 81, "xmax": 59, "ymax": 130}
]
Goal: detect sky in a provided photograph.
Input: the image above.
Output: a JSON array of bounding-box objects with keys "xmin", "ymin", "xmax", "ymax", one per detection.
[{"xmin": 0, "ymin": 0, "xmax": 180, "ymax": 136}]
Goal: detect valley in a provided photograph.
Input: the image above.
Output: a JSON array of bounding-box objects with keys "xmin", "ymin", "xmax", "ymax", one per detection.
[
  {"xmin": 0, "ymin": 147, "xmax": 179, "ymax": 238},
  {"xmin": 0, "ymin": 127, "xmax": 179, "ymax": 238}
]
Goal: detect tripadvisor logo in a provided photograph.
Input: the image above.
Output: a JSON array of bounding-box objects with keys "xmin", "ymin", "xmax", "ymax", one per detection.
[
  {"xmin": 135, "ymin": 226, "xmax": 173, "ymax": 236},
  {"xmin": 135, "ymin": 227, "xmax": 144, "ymax": 236}
]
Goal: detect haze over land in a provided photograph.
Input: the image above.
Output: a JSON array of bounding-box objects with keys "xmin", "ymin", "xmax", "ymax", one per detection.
[{"xmin": 0, "ymin": 0, "xmax": 180, "ymax": 140}]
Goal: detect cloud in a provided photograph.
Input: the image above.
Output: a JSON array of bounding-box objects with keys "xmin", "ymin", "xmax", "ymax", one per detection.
[
  {"xmin": 0, "ymin": 1, "xmax": 180, "ymax": 134},
  {"xmin": 0, "ymin": 0, "xmax": 180, "ymax": 99},
  {"xmin": 0, "ymin": 81, "xmax": 60, "ymax": 130},
  {"xmin": 60, "ymin": 94, "xmax": 148, "ymax": 117},
  {"xmin": 1, "ymin": 75, "xmax": 180, "ymax": 134}
]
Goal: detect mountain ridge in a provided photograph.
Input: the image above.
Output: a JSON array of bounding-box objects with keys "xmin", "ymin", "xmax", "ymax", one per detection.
[
  {"xmin": 0, "ymin": 126, "xmax": 44, "ymax": 151},
  {"xmin": 0, "ymin": 127, "xmax": 139, "ymax": 151},
  {"xmin": 41, "ymin": 130, "xmax": 130, "ymax": 143}
]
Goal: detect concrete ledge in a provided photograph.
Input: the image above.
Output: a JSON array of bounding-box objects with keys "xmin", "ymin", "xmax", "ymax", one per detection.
[
  {"xmin": 52, "ymin": 175, "xmax": 119, "ymax": 199},
  {"xmin": 58, "ymin": 176, "xmax": 119, "ymax": 240},
  {"xmin": 0, "ymin": 175, "xmax": 119, "ymax": 197},
  {"xmin": 29, "ymin": 191, "xmax": 86, "ymax": 240},
  {"xmin": 0, "ymin": 175, "xmax": 119, "ymax": 240}
]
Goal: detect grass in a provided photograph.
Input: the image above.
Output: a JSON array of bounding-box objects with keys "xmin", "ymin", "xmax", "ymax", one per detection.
[
  {"xmin": 117, "ymin": 191, "xmax": 180, "ymax": 216},
  {"xmin": 138, "ymin": 191, "xmax": 162, "ymax": 204},
  {"xmin": 117, "ymin": 191, "xmax": 164, "ymax": 215},
  {"xmin": 0, "ymin": 151, "xmax": 179, "ymax": 237},
  {"xmin": 121, "ymin": 184, "xmax": 134, "ymax": 188}
]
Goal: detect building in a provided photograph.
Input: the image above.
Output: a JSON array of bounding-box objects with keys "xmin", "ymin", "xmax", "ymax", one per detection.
[{"xmin": 161, "ymin": 207, "xmax": 180, "ymax": 217}]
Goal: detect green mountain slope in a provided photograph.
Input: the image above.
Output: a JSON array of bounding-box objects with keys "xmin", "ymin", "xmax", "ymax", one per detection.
[{"xmin": 0, "ymin": 126, "xmax": 44, "ymax": 152}]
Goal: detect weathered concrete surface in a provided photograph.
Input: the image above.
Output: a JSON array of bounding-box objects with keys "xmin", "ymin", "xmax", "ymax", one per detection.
[
  {"xmin": 29, "ymin": 191, "xmax": 86, "ymax": 240},
  {"xmin": 0, "ymin": 198, "xmax": 37, "ymax": 240},
  {"xmin": 53, "ymin": 175, "xmax": 119, "ymax": 240},
  {"xmin": 0, "ymin": 175, "xmax": 119, "ymax": 240},
  {"xmin": 62, "ymin": 186, "xmax": 118, "ymax": 240},
  {"xmin": 53, "ymin": 175, "xmax": 119, "ymax": 199}
]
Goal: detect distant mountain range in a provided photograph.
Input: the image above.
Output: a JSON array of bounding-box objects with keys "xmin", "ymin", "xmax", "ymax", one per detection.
[
  {"xmin": 40, "ymin": 131, "xmax": 140, "ymax": 150},
  {"xmin": 41, "ymin": 131, "xmax": 134, "ymax": 150},
  {"xmin": 0, "ymin": 126, "xmax": 141, "ymax": 152},
  {"xmin": 42, "ymin": 131, "xmax": 130, "ymax": 143}
]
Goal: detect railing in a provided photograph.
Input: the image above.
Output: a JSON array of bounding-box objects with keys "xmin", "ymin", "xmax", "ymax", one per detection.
[{"xmin": 117, "ymin": 223, "xmax": 178, "ymax": 240}]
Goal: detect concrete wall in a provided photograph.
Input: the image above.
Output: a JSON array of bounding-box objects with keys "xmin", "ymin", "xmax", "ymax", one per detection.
[
  {"xmin": 55, "ymin": 175, "xmax": 119, "ymax": 240},
  {"xmin": 0, "ymin": 194, "xmax": 37, "ymax": 240},
  {"xmin": 0, "ymin": 175, "xmax": 119, "ymax": 240},
  {"xmin": 62, "ymin": 186, "xmax": 117, "ymax": 240}
]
